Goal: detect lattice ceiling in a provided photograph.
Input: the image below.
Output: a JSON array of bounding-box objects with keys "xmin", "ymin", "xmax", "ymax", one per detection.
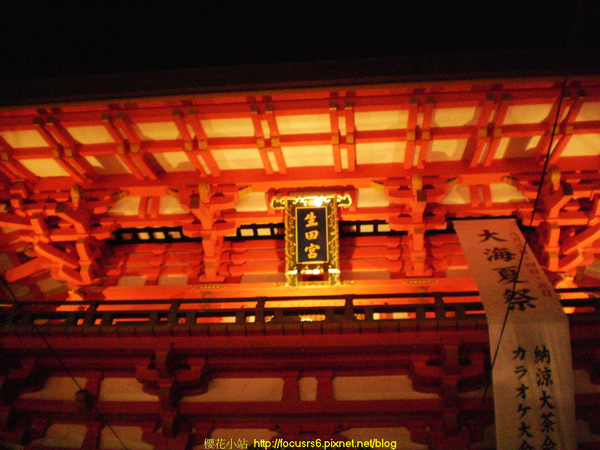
[{"xmin": 1, "ymin": 76, "xmax": 600, "ymax": 301}]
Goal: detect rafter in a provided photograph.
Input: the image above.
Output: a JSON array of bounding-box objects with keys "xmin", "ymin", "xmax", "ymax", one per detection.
[
  {"xmin": 188, "ymin": 108, "xmax": 221, "ymax": 177},
  {"xmin": 172, "ymin": 109, "xmax": 207, "ymax": 175},
  {"xmin": 115, "ymin": 112, "xmax": 158, "ymax": 180},
  {"xmin": 329, "ymin": 100, "xmax": 342, "ymax": 172},
  {"xmin": 265, "ymin": 103, "xmax": 286, "ymax": 174},
  {"xmin": 546, "ymin": 94, "xmax": 586, "ymax": 165},
  {"xmin": 561, "ymin": 222, "xmax": 600, "ymax": 256},
  {"xmin": 250, "ymin": 104, "xmax": 273, "ymax": 174},
  {"xmin": 4, "ymin": 257, "xmax": 45, "ymax": 283},
  {"xmin": 45, "ymin": 117, "xmax": 98, "ymax": 179},
  {"xmin": 101, "ymin": 113, "xmax": 145, "ymax": 180},
  {"xmin": 482, "ymin": 93, "xmax": 510, "ymax": 166},
  {"xmin": 404, "ymin": 97, "xmax": 419, "ymax": 169},
  {"xmin": 0, "ymin": 135, "xmax": 39, "ymax": 183},
  {"xmin": 468, "ymin": 93, "xmax": 496, "ymax": 166},
  {"xmin": 2, "ymin": 85, "xmax": 580, "ymax": 129},
  {"xmin": 344, "ymin": 99, "xmax": 356, "ymax": 171},
  {"xmin": 417, "ymin": 96, "xmax": 434, "ymax": 168},
  {"xmin": 33, "ymin": 118, "xmax": 89, "ymax": 183},
  {"xmin": 534, "ymin": 93, "xmax": 570, "ymax": 161}
]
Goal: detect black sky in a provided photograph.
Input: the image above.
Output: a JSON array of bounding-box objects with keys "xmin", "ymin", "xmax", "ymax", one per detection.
[{"xmin": 1, "ymin": 2, "xmax": 599, "ymax": 81}]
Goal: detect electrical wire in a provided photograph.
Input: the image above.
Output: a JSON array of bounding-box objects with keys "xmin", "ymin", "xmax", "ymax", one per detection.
[
  {"xmin": 476, "ymin": 77, "xmax": 569, "ymax": 426},
  {"xmin": 0, "ymin": 276, "xmax": 129, "ymax": 450}
]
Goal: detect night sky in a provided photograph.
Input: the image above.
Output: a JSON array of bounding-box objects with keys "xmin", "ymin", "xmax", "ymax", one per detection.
[{"xmin": 0, "ymin": 2, "xmax": 599, "ymax": 81}]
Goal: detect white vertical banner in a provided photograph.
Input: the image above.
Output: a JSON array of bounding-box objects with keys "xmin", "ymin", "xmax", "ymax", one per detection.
[{"xmin": 454, "ymin": 219, "xmax": 576, "ymax": 450}]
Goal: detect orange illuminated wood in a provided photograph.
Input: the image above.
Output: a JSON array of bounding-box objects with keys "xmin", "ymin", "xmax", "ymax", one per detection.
[
  {"xmin": 81, "ymin": 276, "xmax": 482, "ymax": 301},
  {"xmin": 172, "ymin": 109, "xmax": 207, "ymax": 175},
  {"xmin": 115, "ymin": 113, "xmax": 159, "ymax": 180},
  {"xmin": 0, "ymin": 135, "xmax": 39, "ymax": 183},
  {"xmin": 329, "ymin": 101, "xmax": 342, "ymax": 172},
  {"xmin": 343, "ymin": 99, "xmax": 356, "ymax": 171},
  {"xmin": 45, "ymin": 117, "xmax": 97, "ymax": 179},
  {"xmin": 482, "ymin": 95, "xmax": 509, "ymax": 166},
  {"xmin": 33, "ymin": 117, "xmax": 90, "ymax": 184},
  {"xmin": 404, "ymin": 97, "xmax": 419, "ymax": 169},
  {"xmin": 102, "ymin": 113, "xmax": 146, "ymax": 180},
  {"xmin": 250, "ymin": 104, "xmax": 273, "ymax": 174},
  {"xmin": 265, "ymin": 103, "xmax": 286, "ymax": 174},
  {"xmin": 1, "ymin": 76, "xmax": 600, "ymax": 304},
  {"xmin": 4, "ymin": 257, "xmax": 45, "ymax": 283},
  {"xmin": 187, "ymin": 108, "xmax": 221, "ymax": 177},
  {"xmin": 417, "ymin": 96, "xmax": 434, "ymax": 168}
]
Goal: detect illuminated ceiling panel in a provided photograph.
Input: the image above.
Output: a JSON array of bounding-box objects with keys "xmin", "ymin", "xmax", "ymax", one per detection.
[
  {"xmin": 440, "ymin": 185, "xmax": 470, "ymax": 204},
  {"xmin": 281, "ymin": 145, "xmax": 334, "ymax": 167},
  {"xmin": 489, "ymin": 183, "xmax": 528, "ymax": 203},
  {"xmin": 85, "ymin": 155, "xmax": 131, "ymax": 174},
  {"xmin": 562, "ymin": 134, "xmax": 600, "ymax": 157},
  {"xmin": 432, "ymin": 107, "xmax": 477, "ymax": 127},
  {"xmin": 109, "ymin": 197, "xmax": 141, "ymax": 216},
  {"xmin": 201, "ymin": 118, "xmax": 254, "ymax": 137},
  {"xmin": 136, "ymin": 122, "xmax": 180, "ymax": 140},
  {"xmin": 212, "ymin": 148, "xmax": 264, "ymax": 170},
  {"xmin": 427, "ymin": 139, "xmax": 468, "ymax": 161},
  {"xmin": 354, "ymin": 111, "xmax": 408, "ymax": 130},
  {"xmin": 356, "ymin": 142, "xmax": 406, "ymax": 164},
  {"xmin": 0, "ymin": 130, "xmax": 48, "ymax": 148},
  {"xmin": 66, "ymin": 126, "xmax": 114, "ymax": 144},
  {"xmin": 276, "ymin": 114, "xmax": 331, "ymax": 134},
  {"xmin": 494, "ymin": 136, "xmax": 541, "ymax": 159},
  {"xmin": 20, "ymin": 158, "xmax": 70, "ymax": 176},
  {"xmin": 153, "ymin": 151, "xmax": 195, "ymax": 172},
  {"xmin": 159, "ymin": 196, "xmax": 188, "ymax": 215},
  {"xmin": 357, "ymin": 188, "xmax": 390, "ymax": 208},
  {"xmin": 503, "ymin": 104, "xmax": 553, "ymax": 124},
  {"xmin": 235, "ymin": 192, "xmax": 268, "ymax": 212},
  {"xmin": 577, "ymin": 102, "xmax": 600, "ymax": 121}
]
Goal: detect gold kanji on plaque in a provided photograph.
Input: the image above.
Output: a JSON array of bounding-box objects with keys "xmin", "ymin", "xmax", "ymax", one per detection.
[{"xmin": 271, "ymin": 193, "xmax": 351, "ymax": 286}]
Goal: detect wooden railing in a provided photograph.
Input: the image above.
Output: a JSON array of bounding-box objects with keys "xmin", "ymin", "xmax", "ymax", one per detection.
[{"xmin": 1, "ymin": 288, "xmax": 599, "ymax": 333}]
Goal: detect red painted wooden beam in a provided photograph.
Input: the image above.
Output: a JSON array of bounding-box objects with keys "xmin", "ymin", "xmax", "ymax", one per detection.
[
  {"xmin": 265, "ymin": 104, "xmax": 286, "ymax": 175},
  {"xmin": 344, "ymin": 99, "xmax": 356, "ymax": 172},
  {"xmin": 329, "ymin": 101, "xmax": 342, "ymax": 172},
  {"xmin": 482, "ymin": 95, "xmax": 510, "ymax": 167},
  {"xmin": 403, "ymin": 97, "xmax": 419, "ymax": 169},
  {"xmin": 0, "ymin": 85, "xmax": 573, "ymax": 130},
  {"xmin": 0, "ymin": 135, "xmax": 39, "ymax": 183},
  {"xmin": 33, "ymin": 118, "xmax": 90, "ymax": 184},
  {"xmin": 188, "ymin": 108, "xmax": 221, "ymax": 177},
  {"xmin": 417, "ymin": 97, "xmax": 435, "ymax": 168},
  {"xmin": 250, "ymin": 104, "xmax": 273, "ymax": 174},
  {"xmin": 4, "ymin": 257, "xmax": 44, "ymax": 282},
  {"xmin": 33, "ymin": 242, "xmax": 79, "ymax": 270}
]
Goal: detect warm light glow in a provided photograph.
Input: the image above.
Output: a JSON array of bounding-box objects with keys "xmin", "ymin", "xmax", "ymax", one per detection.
[
  {"xmin": 311, "ymin": 197, "xmax": 324, "ymax": 207},
  {"xmin": 300, "ymin": 266, "xmax": 323, "ymax": 276}
]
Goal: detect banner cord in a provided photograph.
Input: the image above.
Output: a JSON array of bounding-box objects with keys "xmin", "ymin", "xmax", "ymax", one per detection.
[
  {"xmin": 0, "ymin": 276, "xmax": 129, "ymax": 450},
  {"xmin": 476, "ymin": 77, "xmax": 569, "ymax": 427}
]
